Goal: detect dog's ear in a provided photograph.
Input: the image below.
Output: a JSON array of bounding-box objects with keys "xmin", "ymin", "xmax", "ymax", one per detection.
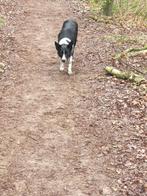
[
  {"xmin": 55, "ymin": 41, "xmax": 60, "ymax": 51},
  {"xmin": 68, "ymin": 41, "xmax": 73, "ymax": 49}
]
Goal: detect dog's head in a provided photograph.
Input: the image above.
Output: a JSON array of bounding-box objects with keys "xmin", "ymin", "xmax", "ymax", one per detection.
[{"xmin": 55, "ymin": 41, "xmax": 73, "ymax": 62}]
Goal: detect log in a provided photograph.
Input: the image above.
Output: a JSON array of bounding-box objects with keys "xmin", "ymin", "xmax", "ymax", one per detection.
[{"xmin": 105, "ymin": 66, "xmax": 145, "ymax": 84}]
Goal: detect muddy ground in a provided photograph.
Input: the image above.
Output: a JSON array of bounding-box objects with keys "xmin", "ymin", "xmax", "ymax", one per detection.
[{"xmin": 0, "ymin": 0, "xmax": 146, "ymax": 195}]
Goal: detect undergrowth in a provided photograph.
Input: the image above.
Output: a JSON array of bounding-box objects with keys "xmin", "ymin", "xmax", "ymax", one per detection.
[{"xmin": 88, "ymin": 0, "xmax": 147, "ymax": 29}]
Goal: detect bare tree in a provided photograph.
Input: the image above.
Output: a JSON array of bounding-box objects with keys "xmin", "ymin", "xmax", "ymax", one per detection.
[{"xmin": 102, "ymin": 0, "xmax": 114, "ymax": 16}]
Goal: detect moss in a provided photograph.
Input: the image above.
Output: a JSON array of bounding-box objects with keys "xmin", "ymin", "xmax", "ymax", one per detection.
[{"xmin": 0, "ymin": 16, "xmax": 5, "ymax": 28}]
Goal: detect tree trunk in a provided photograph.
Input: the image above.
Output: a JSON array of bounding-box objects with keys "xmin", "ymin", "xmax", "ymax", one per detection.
[{"xmin": 103, "ymin": 0, "xmax": 114, "ymax": 16}]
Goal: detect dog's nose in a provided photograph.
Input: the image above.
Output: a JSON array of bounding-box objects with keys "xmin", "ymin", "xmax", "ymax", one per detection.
[{"xmin": 62, "ymin": 59, "xmax": 66, "ymax": 63}]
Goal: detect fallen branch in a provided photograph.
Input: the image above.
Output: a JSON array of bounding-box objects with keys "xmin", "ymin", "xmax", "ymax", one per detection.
[
  {"xmin": 114, "ymin": 45, "xmax": 147, "ymax": 61},
  {"xmin": 105, "ymin": 66, "xmax": 145, "ymax": 84},
  {"xmin": 0, "ymin": 62, "xmax": 5, "ymax": 73}
]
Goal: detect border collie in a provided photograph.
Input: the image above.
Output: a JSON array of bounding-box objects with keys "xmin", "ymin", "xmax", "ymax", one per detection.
[{"xmin": 55, "ymin": 19, "xmax": 78, "ymax": 75}]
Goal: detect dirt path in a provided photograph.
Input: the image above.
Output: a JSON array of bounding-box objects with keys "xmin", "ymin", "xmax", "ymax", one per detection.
[
  {"xmin": 0, "ymin": 0, "xmax": 115, "ymax": 195},
  {"xmin": 0, "ymin": 0, "xmax": 146, "ymax": 195}
]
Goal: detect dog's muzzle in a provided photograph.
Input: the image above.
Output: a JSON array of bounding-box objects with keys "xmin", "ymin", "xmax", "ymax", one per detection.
[{"xmin": 62, "ymin": 54, "xmax": 66, "ymax": 63}]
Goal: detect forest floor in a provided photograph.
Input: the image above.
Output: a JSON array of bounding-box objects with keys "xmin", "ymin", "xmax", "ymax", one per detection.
[{"xmin": 0, "ymin": 0, "xmax": 146, "ymax": 195}]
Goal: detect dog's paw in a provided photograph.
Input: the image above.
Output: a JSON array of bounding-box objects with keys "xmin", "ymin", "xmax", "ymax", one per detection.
[
  {"xmin": 59, "ymin": 66, "xmax": 64, "ymax": 71},
  {"xmin": 68, "ymin": 70, "xmax": 73, "ymax": 75}
]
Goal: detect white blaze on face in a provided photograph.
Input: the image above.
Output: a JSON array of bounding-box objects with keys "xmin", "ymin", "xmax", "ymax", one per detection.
[
  {"xmin": 62, "ymin": 53, "xmax": 66, "ymax": 62},
  {"xmin": 59, "ymin": 38, "xmax": 71, "ymax": 62}
]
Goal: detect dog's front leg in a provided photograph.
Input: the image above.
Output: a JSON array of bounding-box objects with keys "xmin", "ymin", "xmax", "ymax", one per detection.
[
  {"xmin": 68, "ymin": 56, "xmax": 73, "ymax": 75},
  {"xmin": 60, "ymin": 61, "xmax": 64, "ymax": 71}
]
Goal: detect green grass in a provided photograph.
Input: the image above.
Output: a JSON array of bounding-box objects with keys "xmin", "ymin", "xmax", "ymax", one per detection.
[
  {"xmin": 102, "ymin": 34, "xmax": 147, "ymax": 45},
  {"xmin": 113, "ymin": 0, "xmax": 147, "ymax": 19},
  {"xmin": 0, "ymin": 16, "xmax": 5, "ymax": 28},
  {"xmin": 88, "ymin": 0, "xmax": 147, "ymax": 19}
]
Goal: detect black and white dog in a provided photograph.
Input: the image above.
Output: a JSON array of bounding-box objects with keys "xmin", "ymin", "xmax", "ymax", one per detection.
[{"xmin": 55, "ymin": 19, "xmax": 78, "ymax": 75}]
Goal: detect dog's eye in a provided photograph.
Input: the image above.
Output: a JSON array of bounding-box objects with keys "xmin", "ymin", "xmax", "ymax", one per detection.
[{"xmin": 58, "ymin": 50, "xmax": 63, "ymax": 57}]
